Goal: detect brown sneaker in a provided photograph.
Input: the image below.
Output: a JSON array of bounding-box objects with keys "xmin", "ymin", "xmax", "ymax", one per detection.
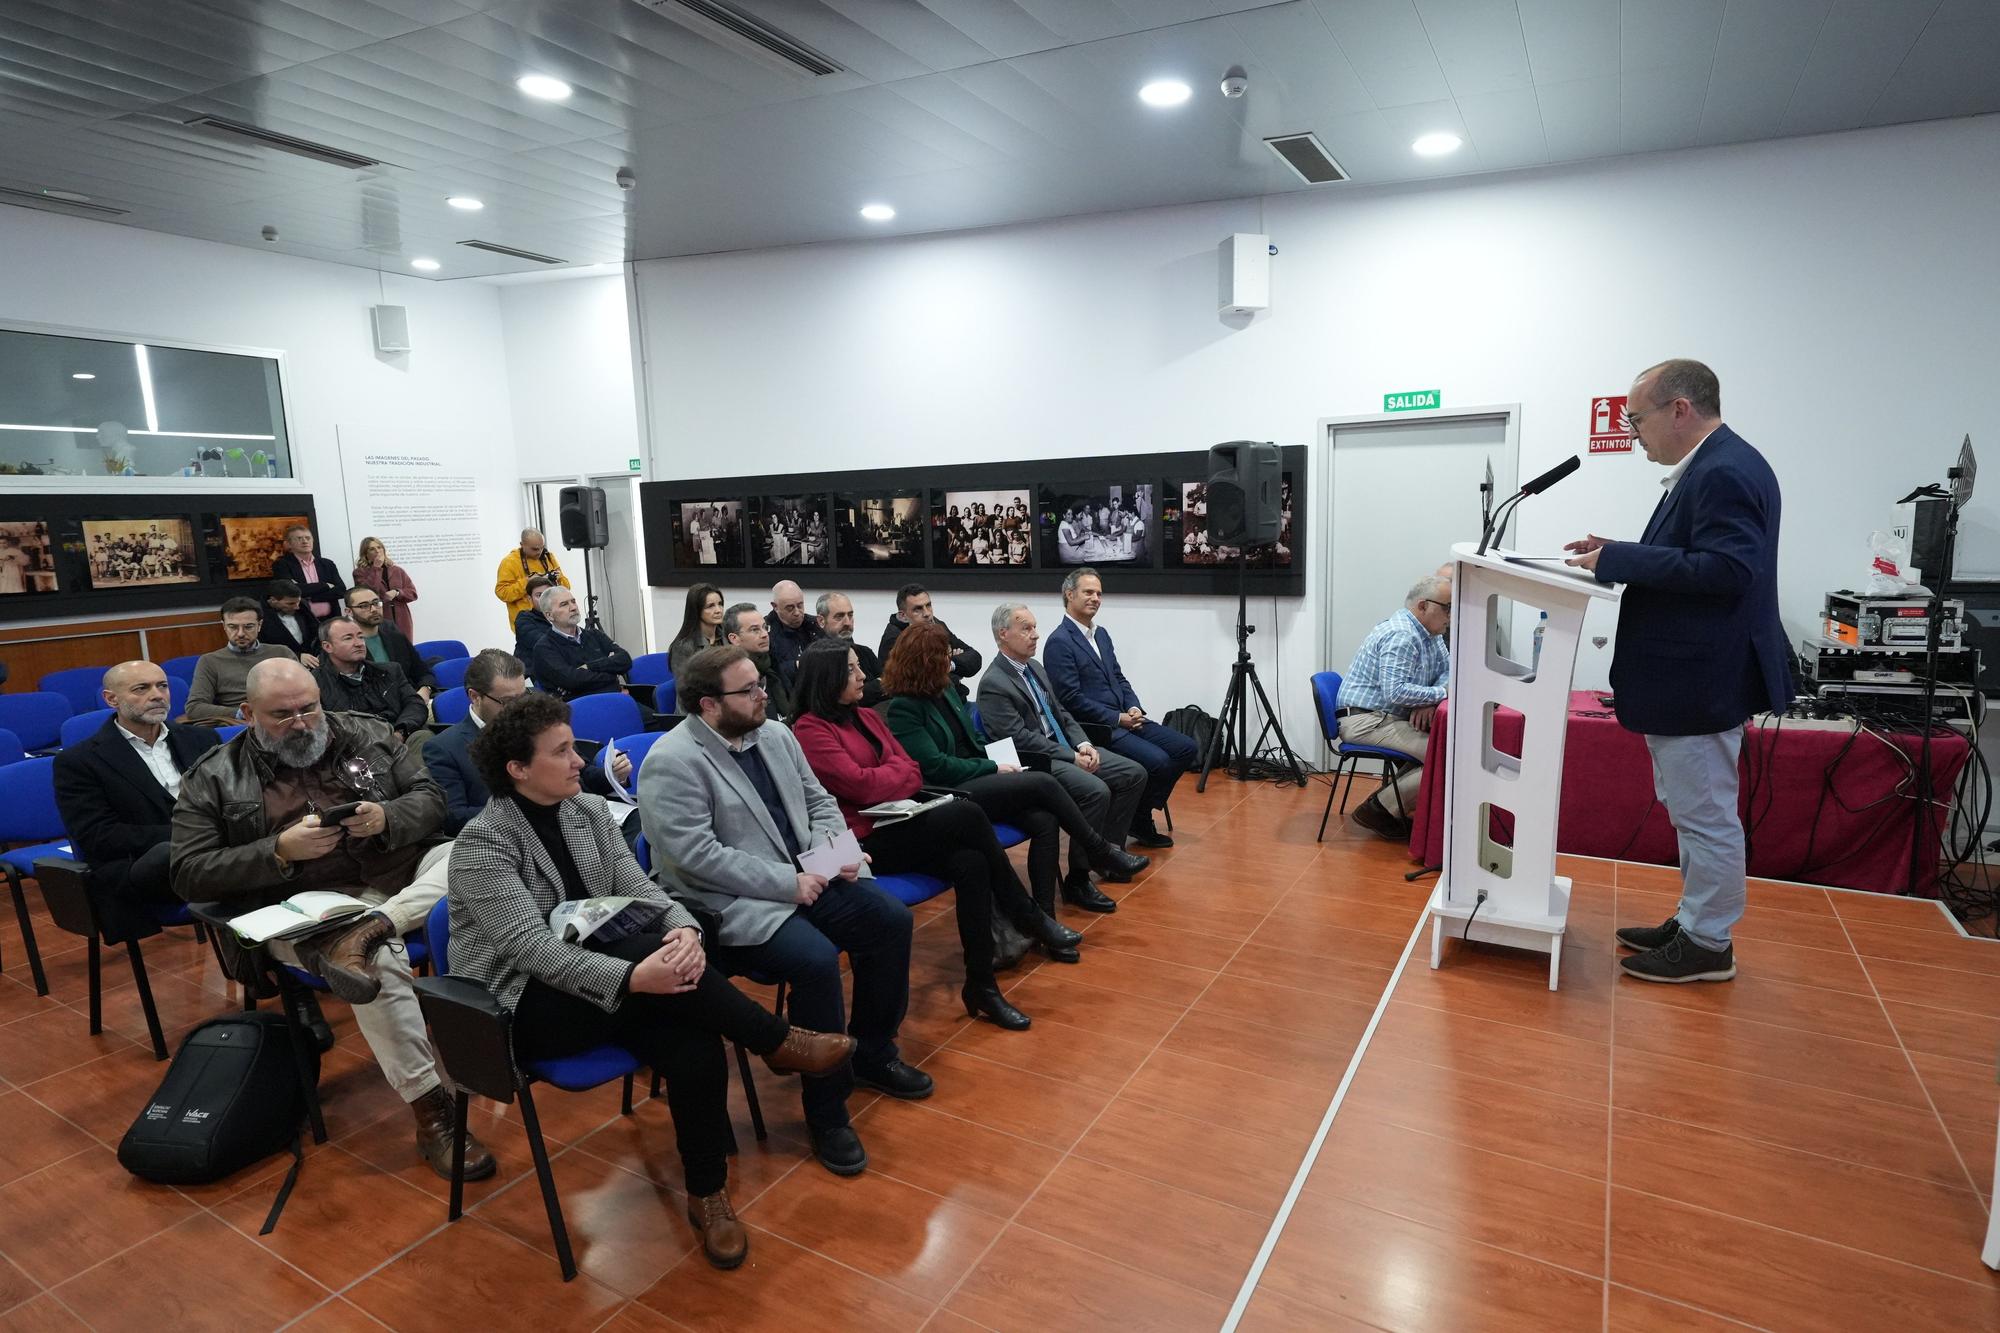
[
  {"xmin": 761, "ymin": 1026, "xmax": 855, "ymax": 1077},
  {"xmin": 295, "ymin": 911, "xmax": 393, "ymax": 1004},
  {"xmin": 686, "ymin": 1188, "xmax": 748, "ymax": 1269},
  {"xmin": 411, "ymin": 1085, "xmax": 497, "ymax": 1181}
]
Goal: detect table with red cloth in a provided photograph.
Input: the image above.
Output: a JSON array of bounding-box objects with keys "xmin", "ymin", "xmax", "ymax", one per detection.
[{"xmin": 1406, "ymin": 690, "xmax": 1970, "ymax": 895}]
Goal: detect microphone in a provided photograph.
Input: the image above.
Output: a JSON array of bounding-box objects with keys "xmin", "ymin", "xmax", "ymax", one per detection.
[{"xmin": 1477, "ymin": 454, "xmax": 1581, "ymax": 556}]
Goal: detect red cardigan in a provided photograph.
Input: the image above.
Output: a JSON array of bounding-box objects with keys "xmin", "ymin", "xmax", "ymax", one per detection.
[{"xmin": 792, "ymin": 709, "xmax": 923, "ymax": 840}]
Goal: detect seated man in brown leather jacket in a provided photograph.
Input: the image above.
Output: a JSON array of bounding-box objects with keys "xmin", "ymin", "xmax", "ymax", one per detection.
[{"xmin": 170, "ymin": 657, "xmax": 495, "ymax": 1182}]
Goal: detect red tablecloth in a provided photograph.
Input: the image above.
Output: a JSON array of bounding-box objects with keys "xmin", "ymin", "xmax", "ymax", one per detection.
[{"xmin": 1407, "ymin": 690, "xmax": 1970, "ymax": 895}]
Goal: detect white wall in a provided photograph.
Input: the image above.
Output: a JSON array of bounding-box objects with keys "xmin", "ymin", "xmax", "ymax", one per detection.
[
  {"xmin": 0, "ymin": 206, "xmax": 523, "ymax": 656},
  {"xmin": 629, "ymin": 114, "xmax": 2000, "ymax": 754},
  {"xmin": 498, "ymin": 272, "xmax": 640, "ymax": 480}
]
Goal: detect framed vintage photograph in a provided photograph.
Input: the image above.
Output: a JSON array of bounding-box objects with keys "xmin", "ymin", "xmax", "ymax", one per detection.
[
  {"xmin": 81, "ymin": 517, "xmax": 201, "ymax": 588},
  {"xmin": 749, "ymin": 494, "xmax": 830, "ymax": 569},
  {"xmin": 219, "ymin": 513, "xmax": 310, "ymax": 582},
  {"xmin": 0, "ymin": 520, "xmax": 59, "ymax": 595},
  {"xmin": 931, "ymin": 487, "xmax": 1032, "ymax": 568},
  {"xmin": 1167, "ymin": 472, "xmax": 1295, "ymax": 568},
  {"xmin": 1039, "ymin": 482, "xmax": 1154, "ymax": 568},
  {"xmin": 672, "ymin": 499, "xmax": 745, "ymax": 569},
  {"xmin": 834, "ymin": 491, "xmax": 925, "ymax": 568}
]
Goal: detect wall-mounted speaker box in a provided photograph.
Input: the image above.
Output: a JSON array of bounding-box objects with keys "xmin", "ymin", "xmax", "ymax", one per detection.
[
  {"xmin": 1207, "ymin": 440, "xmax": 1282, "ymax": 544},
  {"xmin": 1219, "ymin": 233, "xmax": 1270, "ymax": 315},
  {"xmin": 560, "ymin": 484, "xmax": 611, "ymax": 549},
  {"xmin": 371, "ymin": 304, "xmax": 411, "ymax": 353}
]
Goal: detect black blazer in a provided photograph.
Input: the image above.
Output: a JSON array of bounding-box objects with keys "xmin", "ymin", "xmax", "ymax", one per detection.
[
  {"xmin": 423, "ymin": 715, "xmax": 619, "ymax": 835},
  {"xmin": 370, "ymin": 622, "xmax": 435, "ymax": 691},
  {"xmin": 260, "ymin": 605, "xmax": 320, "ymax": 658},
  {"xmin": 51, "ymin": 717, "xmax": 219, "ymax": 940},
  {"xmin": 271, "ymin": 552, "xmax": 346, "ymax": 615}
]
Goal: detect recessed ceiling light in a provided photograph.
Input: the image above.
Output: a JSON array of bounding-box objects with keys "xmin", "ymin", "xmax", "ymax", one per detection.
[
  {"xmin": 410, "ymin": 257, "xmax": 441, "ymax": 272},
  {"xmin": 446, "ymin": 195, "xmax": 484, "ymax": 211},
  {"xmin": 1412, "ymin": 132, "xmax": 1463, "ymax": 157},
  {"xmin": 858, "ymin": 203, "xmax": 895, "ymax": 222},
  {"xmin": 41, "ymin": 189, "xmax": 91, "ymax": 203},
  {"xmin": 516, "ymin": 74, "xmax": 572, "ymax": 101},
  {"xmin": 71, "ymin": 372, "xmax": 95, "ymax": 380},
  {"xmin": 1139, "ymin": 79, "xmax": 1192, "ymax": 107}
]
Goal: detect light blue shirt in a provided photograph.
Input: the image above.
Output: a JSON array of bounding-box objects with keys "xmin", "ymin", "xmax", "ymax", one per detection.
[{"xmin": 1338, "ymin": 608, "xmax": 1448, "ymax": 718}]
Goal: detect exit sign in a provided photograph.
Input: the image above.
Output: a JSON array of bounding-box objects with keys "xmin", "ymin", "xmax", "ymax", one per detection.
[
  {"xmin": 1384, "ymin": 390, "xmax": 1439, "ymax": 413},
  {"xmin": 628, "ymin": 457, "xmax": 642, "ymax": 472}
]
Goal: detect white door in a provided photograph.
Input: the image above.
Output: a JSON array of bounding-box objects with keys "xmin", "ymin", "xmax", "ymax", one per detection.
[{"xmin": 1321, "ymin": 412, "xmax": 1517, "ymax": 726}]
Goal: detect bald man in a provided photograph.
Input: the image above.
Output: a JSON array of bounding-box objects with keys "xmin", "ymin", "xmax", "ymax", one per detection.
[
  {"xmin": 172, "ymin": 658, "xmax": 496, "ymax": 1181},
  {"xmin": 494, "ymin": 527, "xmax": 570, "ymax": 628},
  {"xmin": 765, "ymin": 579, "xmax": 822, "ymax": 687},
  {"xmin": 51, "ymin": 661, "xmax": 221, "ymax": 942}
]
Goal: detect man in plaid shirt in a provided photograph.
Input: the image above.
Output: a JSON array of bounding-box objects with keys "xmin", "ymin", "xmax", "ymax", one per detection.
[{"xmin": 1337, "ymin": 573, "xmax": 1452, "ymax": 838}]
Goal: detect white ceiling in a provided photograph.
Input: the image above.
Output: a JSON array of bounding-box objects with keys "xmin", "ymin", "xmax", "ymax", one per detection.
[{"xmin": 1, "ymin": 0, "xmax": 1994, "ymax": 280}]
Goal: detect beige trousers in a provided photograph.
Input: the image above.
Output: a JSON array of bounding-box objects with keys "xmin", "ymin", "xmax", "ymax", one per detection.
[{"xmin": 1337, "ymin": 711, "xmax": 1429, "ymax": 816}]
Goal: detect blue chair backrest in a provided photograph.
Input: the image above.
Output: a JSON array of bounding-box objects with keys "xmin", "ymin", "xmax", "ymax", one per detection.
[
  {"xmin": 168, "ymin": 675, "xmax": 190, "ymax": 719},
  {"xmin": 0, "ymin": 728, "xmax": 23, "ymax": 768},
  {"xmin": 432, "ymin": 657, "xmax": 472, "ymax": 690},
  {"xmin": 216, "ymin": 724, "xmax": 246, "ymax": 741},
  {"xmin": 60, "ymin": 709, "xmax": 112, "ymax": 749},
  {"xmin": 633, "ymin": 833, "xmax": 651, "ymax": 873},
  {"xmin": 0, "ymin": 693, "xmax": 71, "ymax": 752},
  {"xmin": 968, "ymin": 703, "xmax": 985, "ymax": 734},
  {"xmin": 37, "ymin": 666, "xmax": 108, "ymax": 717},
  {"xmin": 1311, "ymin": 670, "xmax": 1343, "ymax": 743},
  {"xmin": 0, "ymin": 756, "xmax": 64, "ymax": 842},
  {"xmin": 432, "ymin": 688, "xmax": 470, "ymax": 725},
  {"xmin": 609, "ymin": 731, "xmax": 662, "ymax": 795},
  {"xmin": 416, "ymin": 639, "xmax": 469, "ymax": 663},
  {"xmin": 425, "ymin": 895, "xmax": 452, "ymax": 974},
  {"xmin": 569, "ymin": 693, "xmax": 643, "ymax": 747},
  {"xmin": 628, "ymin": 653, "xmax": 671, "ymax": 688},
  {"xmin": 162, "ymin": 654, "xmax": 202, "ymax": 682}
]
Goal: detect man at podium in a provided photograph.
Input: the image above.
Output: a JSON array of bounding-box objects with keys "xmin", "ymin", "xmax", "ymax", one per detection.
[{"xmin": 1565, "ymin": 359, "xmax": 1788, "ymax": 986}]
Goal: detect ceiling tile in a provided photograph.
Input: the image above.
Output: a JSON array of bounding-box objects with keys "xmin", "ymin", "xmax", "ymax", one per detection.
[
  {"xmin": 1780, "ymin": 0, "xmax": 1935, "ymax": 133},
  {"xmin": 1618, "ymin": 0, "xmax": 1725, "ymax": 73},
  {"xmin": 1867, "ymin": 14, "xmax": 2000, "ymax": 126},
  {"xmin": 1517, "ymin": 0, "xmax": 1617, "ymax": 83},
  {"xmin": 1416, "ymin": 0, "xmax": 1535, "ymax": 97},
  {"xmin": 1310, "ymin": 0, "xmax": 1454, "ymax": 107},
  {"xmin": 1536, "ymin": 73, "xmax": 1620, "ymax": 160},
  {"xmin": 1697, "ymin": 0, "xmax": 1828, "ymax": 145},
  {"xmin": 1619, "ymin": 61, "xmax": 1709, "ymax": 154},
  {"xmin": 1456, "ymin": 85, "xmax": 1549, "ymax": 167}
]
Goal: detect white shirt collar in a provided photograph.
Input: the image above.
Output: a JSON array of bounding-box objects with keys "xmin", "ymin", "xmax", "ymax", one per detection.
[
  {"xmin": 1065, "ymin": 613, "xmax": 1098, "ymax": 644},
  {"xmin": 115, "ymin": 717, "xmax": 168, "ymax": 750},
  {"xmin": 1662, "ymin": 425, "xmax": 1721, "ymax": 493}
]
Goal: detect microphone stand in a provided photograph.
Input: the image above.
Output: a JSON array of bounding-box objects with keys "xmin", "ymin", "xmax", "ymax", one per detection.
[
  {"xmin": 1898, "ymin": 473, "xmax": 1964, "ymax": 900},
  {"xmin": 1476, "ymin": 490, "xmax": 1530, "ymax": 557}
]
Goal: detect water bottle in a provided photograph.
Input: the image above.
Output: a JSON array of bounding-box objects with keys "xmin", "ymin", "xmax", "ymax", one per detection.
[{"xmin": 1532, "ymin": 611, "xmax": 1547, "ymax": 671}]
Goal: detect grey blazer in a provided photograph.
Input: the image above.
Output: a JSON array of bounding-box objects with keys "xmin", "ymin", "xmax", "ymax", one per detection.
[
  {"xmin": 637, "ymin": 716, "xmax": 863, "ymax": 948},
  {"xmin": 446, "ymin": 792, "xmax": 696, "ymax": 1015},
  {"xmin": 976, "ymin": 654, "xmax": 1088, "ymax": 765}
]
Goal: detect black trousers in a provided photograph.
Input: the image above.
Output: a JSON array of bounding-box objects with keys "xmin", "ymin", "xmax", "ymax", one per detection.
[
  {"xmin": 959, "ymin": 770, "xmax": 1103, "ymax": 912},
  {"xmin": 863, "ymin": 796, "xmax": 1039, "ymax": 986},
  {"xmin": 512, "ymin": 932, "xmax": 789, "ymax": 1196}
]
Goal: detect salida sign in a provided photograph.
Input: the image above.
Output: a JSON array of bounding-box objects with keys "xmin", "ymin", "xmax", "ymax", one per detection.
[{"xmin": 1588, "ymin": 395, "xmax": 1632, "ymax": 454}]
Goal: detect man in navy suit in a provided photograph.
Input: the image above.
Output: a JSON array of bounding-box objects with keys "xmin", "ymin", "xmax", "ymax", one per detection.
[
  {"xmin": 51, "ymin": 661, "xmax": 220, "ymax": 942},
  {"xmin": 1566, "ymin": 359, "xmax": 1788, "ymax": 985},
  {"xmin": 1042, "ymin": 568, "xmax": 1194, "ymax": 846}
]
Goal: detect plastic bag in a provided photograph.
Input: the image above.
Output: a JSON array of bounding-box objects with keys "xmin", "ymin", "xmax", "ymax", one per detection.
[{"xmin": 1864, "ymin": 529, "xmax": 1918, "ymax": 595}]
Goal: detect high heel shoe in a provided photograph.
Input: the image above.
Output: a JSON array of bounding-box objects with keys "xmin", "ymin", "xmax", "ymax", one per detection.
[{"xmin": 963, "ymin": 982, "xmax": 1031, "ymax": 1030}]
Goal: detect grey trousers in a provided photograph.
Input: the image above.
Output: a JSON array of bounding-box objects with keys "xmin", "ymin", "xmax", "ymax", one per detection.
[
  {"xmin": 1051, "ymin": 747, "xmax": 1149, "ymax": 870},
  {"xmin": 1645, "ymin": 729, "xmax": 1746, "ymax": 952}
]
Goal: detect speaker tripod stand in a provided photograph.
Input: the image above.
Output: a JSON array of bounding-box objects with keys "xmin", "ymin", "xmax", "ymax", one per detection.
[
  {"xmin": 1198, "ymin": 552, "xmax": 1306, "ymax": 791},
  {"xmin": 578, "ymin": 545, "xmax": 606, "ymax": 633}
]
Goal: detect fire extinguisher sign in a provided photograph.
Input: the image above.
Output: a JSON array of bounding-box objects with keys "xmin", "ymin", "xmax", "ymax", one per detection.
[{"xmin": 1588, "ymin": 395, "xmax": 1632, "ymax": 454}]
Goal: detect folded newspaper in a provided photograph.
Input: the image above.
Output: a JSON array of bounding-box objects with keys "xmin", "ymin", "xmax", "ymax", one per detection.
[
  {"xmin": 858, "ymin": 791, "xmax": 958, "ymax": 826},
  {"xmin": 548, "ymin": 896, "xmax": 670, "ymax": 947}
]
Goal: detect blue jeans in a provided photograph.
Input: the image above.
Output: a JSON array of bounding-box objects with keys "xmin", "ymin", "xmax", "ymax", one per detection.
[
  {"xmin": 1645, "ymin": 729, "xmax": 1746, "ymax": 951},
  {"xmin": 1105, "ymin": 718, "xmax": 1199, "ymax": 814},
  {"xmin": 714, "ymin": 878, "xmax": 912, "ymax": 1130}
]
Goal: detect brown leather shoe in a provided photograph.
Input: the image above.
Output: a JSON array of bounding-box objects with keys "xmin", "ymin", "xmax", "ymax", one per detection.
[
  {"xmin": 761, "ymin": 1026, "xmax": 855, "ymax": 1077},
  {"xmin": 295, "ymin": 911, "xmax": 393, "ymax": 1004},
  {"xmin": 686, "ymin": 1188, "xmax": 748, "ymax": 1269},
  {"xmin": 411, "ymin": 1085, "xmax": 497, "ymax": 1181}
]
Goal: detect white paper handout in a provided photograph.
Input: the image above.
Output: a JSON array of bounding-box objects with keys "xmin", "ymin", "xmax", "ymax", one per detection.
[
  {"xmin": 797, "ymin": 826, "xmax": 864, "ymax": 880},
  {"xmin": 601, "ymin": 742, "xmax": 636, "ymax": 805},
  {"xmin": 984, "ymin": 736, "xmax": 1020, "ymax": 768}
]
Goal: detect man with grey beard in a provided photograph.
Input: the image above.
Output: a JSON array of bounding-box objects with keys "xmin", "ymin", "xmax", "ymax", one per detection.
[{"xmin": 171, "ymin": 658, "xmax": 496, "ymax": 1181}]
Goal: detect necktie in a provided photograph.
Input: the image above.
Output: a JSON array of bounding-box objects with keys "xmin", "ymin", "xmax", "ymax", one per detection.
[{"xmin": 1023, "ymin": 666, "xmax": 1065, "ymax": 740}]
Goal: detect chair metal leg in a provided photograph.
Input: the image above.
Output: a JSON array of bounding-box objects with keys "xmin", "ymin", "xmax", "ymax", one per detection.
[
  {"xmin": 650, "ymin": 1070, "xmax": 662, "ymax": 1099},
  {"xmin": 1162, "ymin": 802, "xmax": 1173, "ymax": 832},
  {"xmin": 192, "ymin": 920, "xmax": 209, "ymax": 946},
  {"xmin": 125, "ymin": 939, "xmax": 168, "ymax": 1061},
  {"xmin": 620, "ymin": 1070, "xmax": 635, "ymax": 1116},
  {"xmin": 734, "ymin": 1041, "xmax": 767, "ymax": 1142},
  {"xmin": 86, "ymin": 934, "xmax": 103, "ymax": 1033},
  {"xmin": 516, "ymin": 1081, "xmax": 577, "ymax": 1282},
  {"xmin": 447, "ymin": 1090, "xmax": 470, "ymax": 1222},
  {"xmin": 6, "ymin": 873, "xmax": 49, "ymax": 996},
  {"xmin": 1316, "ymin": 767, "xmax": 1339, "ymax": 842},
  {"xmin": 1338, "ymin": 762, "xmax": 1358, "ymax": 815}
]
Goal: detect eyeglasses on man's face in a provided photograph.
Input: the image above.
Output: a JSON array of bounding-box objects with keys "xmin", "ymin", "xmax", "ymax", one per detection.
[
  {"xmin": 715, "ymin": 682, "xmax": 768, "ymax": 700},
  {"xmin": 261, "ymin": 701, "xmax": 324, "ymax": 726}
]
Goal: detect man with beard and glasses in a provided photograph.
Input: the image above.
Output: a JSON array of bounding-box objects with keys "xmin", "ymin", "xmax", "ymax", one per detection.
[
  {"xmin": 344, "ymin": 587, "xmax": 436, "ymax": 698},
  {"xmin": 171, "ymin": 658, "xmax": 497, "ymax": 1181},
  {"xmin": 186, "ymin": 596, "xmax": 296, "ymax": 723}
]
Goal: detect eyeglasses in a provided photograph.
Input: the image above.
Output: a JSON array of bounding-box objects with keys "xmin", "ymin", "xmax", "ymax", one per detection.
[
  {"xmin": 715, "ymin": 682, "xmax": 768, "ymax": 700},
  {"xmin": 1419, "ymin": 599, "xmax": 1452, "ymax": 612},
  {"xmin": 348, "ymin": 599, "xmax": 381, "ymax": 609},
  {"xmin": 1624, "ymin": 398, "xmax": 1678, "ymax": 433},
  {"xmin": 262, "ymin": 702, "xmax": 323, "ymax": 725}
]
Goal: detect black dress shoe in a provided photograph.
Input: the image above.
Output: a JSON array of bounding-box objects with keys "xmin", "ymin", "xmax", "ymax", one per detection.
[
  {"xmin": 1348, "ymin": 795, "xmax": 1410, "ymax": 842},
  {"xmin": 1061, "ymin": 875, "xmax": 1118, "ymax": 914},
  {"xmin": 810, "ymin": 1124, "xmax": 869, "ymax": 1177},
  {"xmin": 1615, "ymin": 915, "xmax": 1681, "ymax": 952},
  {"xmin": 853, "ymin": 1058, "xmax": 934, "ymax": 1100},
  {"xmin": 1128, "ymin": 816, "xmax": 1174, "ymax": 849},
  {"xmin": 1620, "ymin": 934, "xmax": 1736, "ymax": 984},
  {"xmin": 1034, "ymin": 912, "xmax": 1083, "ymax": 948},
  {"xmin": 1090, "ymin": 843, "xmax": 1150, "ymax": 882},
  {"xmin": 963, "ymin": 983, "xmax": 1032, "ymax": 1030}
]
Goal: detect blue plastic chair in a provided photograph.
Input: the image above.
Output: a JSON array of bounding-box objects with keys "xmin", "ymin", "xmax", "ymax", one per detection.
[
  {"xmin": 0, "ymin": 692, "xmax": 71, "ymax": 754},
  {"xmin": 162, "ymin": 654, "xmax": 202, "ymax": 683},
  {"xmin": 37, "ymin": 666, "xmax": 110, "ymax": 717},
  {"xmin": 0, "ymin": 757, "xmax": 66, "ymax": 994},
  {"xmin": 608, "ymin": 731, "xmax": 663, "ymax": 796},
  {"xmin": 412, "ymin": 896, "xmax": 640, "ymax": 1281},
  {"xmin": 628, "ymin": 653, "xmax": 671, "ymax": 688},
  {"xmin": 60, "ymin": 708, "xmax": 113, "ymax": 749},
  {"xmin": 1311, "ymin": 670, "xmax": 1418, "ymax": 840},
  {"xmin": 0, "ymin": 728, "xmax": 26, "ymax": 768},
  {"xmin": 431, "ymin": 657, "xmax": 472, "ymax": 691},
  {"xmin": 568, "ymin": 693, "xmax": 643, "ymax": 748},
  {"xmin": 872, "ymin": 871, "xmax": 951, "ymax": 907},
  {"xmin": 415, "ymin": 639, "xmax": 470, "ymax": 663},
  {"xmin": 168, "ymin": 675, "xmax": 191, "ymax": 720},
  {"xmin": 216, "ymin": 724, "xmax": 247, "ymax": 742},
  {"xmin": 990, "ymin": 821, "xmax": 1028, "ymax": 849},
  {"xmin": 432, "ymin": 688, "xmax": 470, "ymax": 725}
]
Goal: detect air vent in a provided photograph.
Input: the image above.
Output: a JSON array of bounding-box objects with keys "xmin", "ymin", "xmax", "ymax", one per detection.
[
  {"xmin": 630, "ymin": 0, "xmax": 843, "ymax": 78},
  {"xmin": 1265, "ymin": 133, "xmax": 1347, "ymax": 185},
  {"xmin": 0, "ymin": 185, "xmax": 130, "ymax": 216},
  {"xmin": 182, "ymin": 115, "xmax": 381, "ymax": 170},
  {"xmin": 458, "ymin": 239, "xmax": 565, "ymax": 265}
]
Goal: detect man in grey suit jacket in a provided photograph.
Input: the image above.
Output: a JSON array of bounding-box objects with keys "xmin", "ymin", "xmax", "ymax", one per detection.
[
  {"xmin": 977, "ymin": 603, "xmax": 1146, "ymax": 914},
  {"xmin": 637, "ymin": 645, "xmax": 927, "ymax": 1178}
]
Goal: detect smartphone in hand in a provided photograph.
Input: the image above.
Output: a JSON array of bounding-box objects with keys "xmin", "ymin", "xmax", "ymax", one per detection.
[{"xmin": 318, "ymin": 801, "xmax": 363, "ymax": 824}]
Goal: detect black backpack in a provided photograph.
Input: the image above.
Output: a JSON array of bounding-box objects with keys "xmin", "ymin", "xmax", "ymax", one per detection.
[
  {"xmin": 119, "ymin": 1013, "xmax": 317, "ymax": 1230},
  {"xmin": 1162, "ymin": 704, "xmax": 1228, "ymax": 767}
]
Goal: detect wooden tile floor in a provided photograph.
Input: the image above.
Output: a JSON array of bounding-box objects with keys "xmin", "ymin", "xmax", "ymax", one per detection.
[{"xmin": 0, "ymin": 778, "xmax": 1995, "ymax": 1331}]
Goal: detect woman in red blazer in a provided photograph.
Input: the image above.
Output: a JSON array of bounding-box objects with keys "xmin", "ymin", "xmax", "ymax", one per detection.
[
  {"xmin": 353, "ymin": 536, "xmax": 420, "ymax": 639},
  {"xmin": 791, "ymin": 641, "xmax": 1080, "ymax": 1031}
]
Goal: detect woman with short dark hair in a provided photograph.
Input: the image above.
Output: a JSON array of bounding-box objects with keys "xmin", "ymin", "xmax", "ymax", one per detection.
[
  {"xmin": 449, "ymin": 692, "xmax": 854, "ymax": 1270},
  {"xmin": 668, "ymin": 582, "xmax": 728, "ymax": 687}
]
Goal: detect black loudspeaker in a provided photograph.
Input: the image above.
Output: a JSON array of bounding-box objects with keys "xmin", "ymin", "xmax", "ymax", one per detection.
[
  {"xmin": 1908, "ymin": 495, "xmax": 1950, "ymax": 588},
  {"xmin": 1206, "ymin": 441, "xmax": 1281, "ymax": 545},
  {"xmin": 559, "ymin": 485, "xmax": 610, "ymax": 549}
]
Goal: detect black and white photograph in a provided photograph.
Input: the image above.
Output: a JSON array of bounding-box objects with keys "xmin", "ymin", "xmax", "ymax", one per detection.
[
  {"xmin": 749, "ymin": 494, "xmax": 829, "ymax": 568},
  {"xmin": 672, "ymin": 499, "xmax": 744, "ymax": 569},
  {"xmin": 80, "ymin": 517, "xmax": 201, "ymax": 588},
  {"xmin": 0, "ymin": 520, "xmax": 59, "ymax": 595},
  {"xmin": 1169, "ymin": 473, "xmax": 1294, "ymax": 567},
  {"xmin": 1040, "ymin": 482, "xmax": 1153, "ymax": 567},
  {"xmin": 834, "ymin": 491, "xmax": 925, "ymax": 567},
  {"xmin": 931, "ymin": 487, "xmax": 1032, "ymax": 567}
]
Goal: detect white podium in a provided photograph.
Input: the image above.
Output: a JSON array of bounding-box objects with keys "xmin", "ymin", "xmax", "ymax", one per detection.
[{"xmin": 1429, "ymin": 543, "xmax": 1621, "ymax": 989}]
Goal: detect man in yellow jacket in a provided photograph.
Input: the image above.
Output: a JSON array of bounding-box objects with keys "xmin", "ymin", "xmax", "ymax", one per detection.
[{"xmin": 494, "ymin": 528, "xmax": 570, "ymax": 628}]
